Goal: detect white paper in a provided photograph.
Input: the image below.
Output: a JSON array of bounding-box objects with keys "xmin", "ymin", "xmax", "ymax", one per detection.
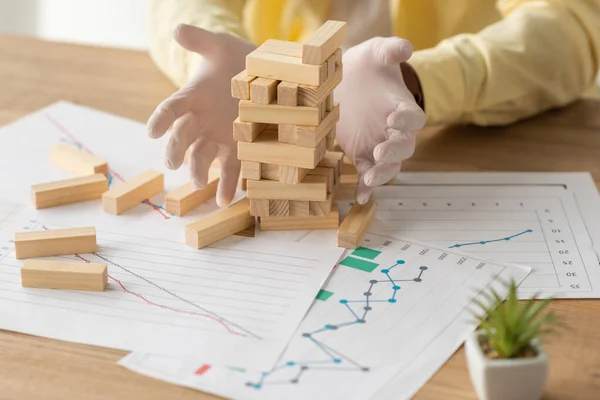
[{"xmin": 119, "ymin": 233, "xmax": 530, "ymax": 400}]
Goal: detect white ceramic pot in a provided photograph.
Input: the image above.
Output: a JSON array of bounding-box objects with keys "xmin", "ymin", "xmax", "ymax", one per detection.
[{"xmin": 465, "ymin": 330, "xmax": 548, "ymax": 400}]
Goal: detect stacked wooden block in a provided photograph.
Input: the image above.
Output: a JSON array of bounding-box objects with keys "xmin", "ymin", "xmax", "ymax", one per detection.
[{"xmin": 231, "ymin": 20, "xmax": 347, "ymax": 231}]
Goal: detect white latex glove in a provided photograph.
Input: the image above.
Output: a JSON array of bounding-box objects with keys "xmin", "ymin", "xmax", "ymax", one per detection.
[
  {"xmin": 147, "ymin": 24, "xmax": 256, "ymax": 207},
  {"xmin": 335, "ymin": 37, "xmax": 426, "ymax": 204}
]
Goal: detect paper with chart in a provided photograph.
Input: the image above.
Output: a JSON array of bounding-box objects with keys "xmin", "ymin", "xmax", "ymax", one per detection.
[
  {"xmin": 0, "ymin": 212, "xmax": 344, "ymax": 369},
  {"xmin": 119, "ymin": 233, "xmax": 530, "ymax": 400}
]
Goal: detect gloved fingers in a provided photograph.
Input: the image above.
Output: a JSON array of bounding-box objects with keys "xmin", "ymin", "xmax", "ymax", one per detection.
[
  {"xmin": 164, "ymin": 113, "xmax": 198, "ymax": 170},
  {"xmin": 373, "ymin": 131, "xmax": 416, "ymax": 163},
  {"xmin": 354, "ymin": 158, "xmax": 375, "ymax": 205},
  {"xmin": 189, "ymin": 138, "xmax": 219, "ymax": 190},
  {"xmin": 386, "ymin": 102, "xmax": 426, "ymax": 132},
  {"xmin": 372, "ymin": 37, "xmax": 414, "ymax": 66},
  {"xmin": 215, "ymin": 150, "xmax": 241, "ymax": 207},
  {"xmin": 147, "ymin": 88, "xmax": 195, "ymax": 139},
  {"xmin": 173, "ymin": 24, "xmax": 217, "ymax": 56},
  {"xmin": 363, "ymin": 161, "xmax": 403, "ymax": 188}
]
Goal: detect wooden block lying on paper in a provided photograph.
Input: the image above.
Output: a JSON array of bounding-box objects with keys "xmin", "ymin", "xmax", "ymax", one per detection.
[
  {"xmin": 250, "ymin": 77, "xmax": 279, "ymax": 104},
  {"xmin": 241, "ymin": 161, "xmax": 261, "ymax": 181},
  {"xmin": 233, "ymin": 223, "xmax": 256, "ymax": 238},
  {"xmin": 21, "ymin": 259, "xmax": 107, "ymax": 291},
  {"xmin": 31, "ymin": 173, "xmax": 108, "ymax": 209},
  {"xmin": 102, "ymin": 170, "xmax": 164, "ymax": 215},
  {"xmin": 246, "ymin": 50, "xmax": 326, "ymax": 86},
  {"xmin": 185, "ymin": 198, "xmax": 254, "ymax": 249},
  {"xmin": 164, "ymin": 177, "xmax": 219, "ymax": 217},
  {"xmin": 249, "ymin": 198, "xmax": 270, "ymax": 217},
  {"xmin": 231, "ymin": 70, "xmax": 256, "ymax": 100},
  {"xmin": 308, "ymin": 167, "xmax": 334, "ymax": 193},
  {"xmin": 302, "ymin": 20, "xmax": 347, "ymax": 65},
  {"xmin": 233, "ymin": 118, "xmax": 267, "ymax": 142},
  {"xmin": 247, "ymin": 175, "xmax": 328, "ymax": 201},
  {"xmin": 258, "ymin": 39, "xmax": 302, "ymax": 57},
  {"xmin": 238, "ymin": 129, "xmax": 326, "ymax": 169},
  {"xmin": 239, "ymin": 101, "xmax": 321, "ymax": 126},
  {"xmin": 14, "ymin": 227, "xmax": 96, "ymax": 259},
  {"xmin": 337, "ymin": 199, "xmax": 376, "ymax": 249},
  {"xmin": 50, "ymin": 143, "xmax": 108, "ymax": 177},
  {"xmin": 277, "ymin": 103, "xmax": 339, "ymax": 148},
  {"xmin": 260, "ymin": 205, "xmax": 339, "ymax": 231},
  {"xmin": 298, "ymin": 66, "xmax": 342, "ymax": 107},
  {"xmin": 277, "ymin": 81, "xmax": 299, "ymax": 106}
]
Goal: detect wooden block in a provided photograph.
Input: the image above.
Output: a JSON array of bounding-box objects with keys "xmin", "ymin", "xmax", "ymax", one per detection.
[
  {"xmin": 247, "ymin": 175, "xmax": 328, "ymax": 201},
  {"xmin": 326, "ymin": 93, "xmax": 334, "ymax": 112},
  {"xmin": 296, "ymin": 103, "xmax": 340, "ymax": 147},
  {"xmin": 102, "ymin": 170, "xmax": 164, "ymax": 215},
  {"xmin": 231, "ymin": 70, "xmax": 256, "ymax": 100},
  {"xmin": 31, "ymin": 174, "xmax": 108, "ymax": 209},
  {"xmin": 164, "ymin": 178, "xmax": 219, "ymax": 217},
  {"xmin": 241, "ymin": 161, "xmax": 261, "ymax": 180},
  {"xmin": 14, "ymin": 227, "xmax": 96, "ymax": 259},
  {"xmin": 337, "ymin": 199, "xmax": 377, "ymax": 249},
  {"xmin": 250, "ymin": 77, "xmax": 279, "ymax": 104},
  {"xmin": 50, "ymin": 143, "xmax": 108, "ymax": 177},
  {"xmin": 340, "ymin": 173, "xmax": 359, "ymax": 185},
  {"xmin": 310, "ymin": 193, "xmax": 333, "ymax": 216},
  {"xmin": 318, "ymin": 151, "xmax": 344, "ymax": 170},
  {"xmin": 326, "ymin": 126, "xmax": 336, "ymax": 150},
  {"xmin": 341, "ymin": 161, "xmax": 358, "ymax": 176},
  {"xmin": 233, "ymin": 118, "xmax": 267, "ymax": 142},
  {"xmin": 21, "ymin": 260, "xmax": 107, "ymax": 291},
  {"xmin": 246, "ymin": 50, "xmax": 326, "ymax": 86},
  {"xmin": 260, "ymin": 163, "xmax": 280, "ymax": 181},
  {"xmin": 335, "ymin": 182, "xmax": 356, "ymax": 201},
  {"xmin": 185, "ymin": 198, "xmax": 254, "ymax": 249},
  {"xmin": 308, "ymin": 167, "xmax": 334, "ymax": 193},
  {"xmin": 238, "ymin": 129, "xmax": 326, "ymax": 169},
  {"xmin": 334, "ymin": 48, "xmax": 342, "ymax": 67},
  {"xmin": 277, "ymin": 81, "xmax": 299, "ymax": 106},
  {"xmin": 239, "ymin": 100, "xmax": 321, "ymax": 126},
  {"xmin": 239, "ymin": 177, "xmax": 247, "ymax": 191},
  {"xmin": 260, "ymin": 205, "xmax": 339, "ymax": 231},
  {"xmin": 289, "ymin": 200, "xmax": 310, "ymax": 216},
  {"xmin": 269, "ymin": 200, "xmax": 290, "ymax": 216},
  {"xmin": 249, "ymin": 198, "xmax": 270, "ymax": 217},
  {"xmin": 302, "ymin": 20, "xmax": 347, "ymax": 65},
  {"xmin": 298, "ymin": 65, "xmax": 342, "ymax": 107},
  {"xmin": 319, "ymin": 100, "xmax": 326, "ymax": 119},
  {"xmin": 326, "ymin": 53, "xmax": 336, "ymax": 78},
  {"xmin": 258, "ymin": 39, "xmax": 302, "ymax": 57},
  {"xmin": 278, "ymin": 124, "xmax": 297, "ymax": 144},
  {"xmin": 279, "ymin": 166, "xmax": 309, "ymax": 184},
  {"xmin": 234, "ymin": 223, "xmax": 256, "ymax": 238}
]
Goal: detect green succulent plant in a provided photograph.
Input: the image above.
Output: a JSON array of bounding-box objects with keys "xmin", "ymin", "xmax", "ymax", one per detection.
[{"xmin": 473, "ymin": 279, "xmax": 560, "ymax": 359}]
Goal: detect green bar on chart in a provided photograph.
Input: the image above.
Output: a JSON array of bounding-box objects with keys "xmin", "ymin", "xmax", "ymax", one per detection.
[
  {"xmin": 351, "ymin": 247, "xmax": 381, "ymax": 260},
  {"xmin": 316, "ymin": 289, "xmax": 333, "ymax": 301},
  {"xmin": 339, "ymin": 256, "xmax": 379, "ymax": 273}
]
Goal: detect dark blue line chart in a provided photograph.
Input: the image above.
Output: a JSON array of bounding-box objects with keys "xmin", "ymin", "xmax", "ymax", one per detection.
[
  {"xmin": 247, "ymin": 260, "xmax": 428, "ymax": 389},
  {"xmin": 448, "ymin": 229, "xmax": 533, "ymax": 249}
]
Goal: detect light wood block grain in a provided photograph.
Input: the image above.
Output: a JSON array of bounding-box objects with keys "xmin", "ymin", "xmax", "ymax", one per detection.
[
  {"xmin": 246, "ymin": 50, "xmax": 326, "ymax": 86},
  {"xmin": 231, "ymin": 70, "xmax": 255, "ymax": 100},
  {"xmin": 326, "ymin": 126, "xmax": 336, "ymax": 150},
  {"xmin": 185, "ymin": 198, "xmax": 254, "ymax": 249},
  {"xmin": 247, "ymin": 175, "xmax": 328, "ymax": 201},
  {"xmin": 241, "ymin": 161, "xmax": 261, "ymax": 180},
  {"xmin": 298, "ymin": 65, "xmax": 342, "ymax": 107},
  {"xmin": 289, "ymin": 200, "xmax": 310, "ymax": 216},
  {"xmin": 101, "ymin": 170, "xmax": 164, "ymax": 215},
  {"xmin": 302, "ymin": 20, "xmax": 347, "ymax": 65},
  {"xmin": 260, "ymin": 163, "xmax": 279, "ymax": 181},
  {"xmin": 31, "ymin": 173, "xmax": 108, "ymax": 209},
  {"xmin": 277, "ymin": 81, "xmax": 299, "ymax": 106},
  {"xmin": 297, "ymin": 103, "xmax": 340, "ymax": 147},
  {"xmin": 164, "ymin": 177, "xmax": 219, "ymax": 217},
  {"xmin": 249, "ymin": 198, "xmax": 269, "ymax": 217},
  {"xmin": 233, "ymin": 224, "xmax": 256, "ymax": 238},
  {"xmin": 250, "ymin": 77, "xmax": 279, "ymax": 104},
  {"xmin": 14, "ymin": 227, "xmax": 96, "ymax": 259},
  {"xmin": 310, "ymin": 193, "xmax": 333, "ymax": 216},
  {"xmin": 258, "ymin": 39, "xmax": 302, "ymax": 57},
  {"xmin": 239, "ymin": 100, "xmax": 321, "ymax": 126},
  {"xmin": 326, "ymin": 53, "xmax": 336, "ymax": 78},
  {"xmin": 337, "ymin": 199, "xmax": 376, "ymax": 249},
  {"xmin": 279, "ymin": 166, "xmax": 309, "ymax": 184},
  {"xmin": 326, "ymin": 93, "xmax": 333, "ymax": 112},
  {"xmin": 237, "ymin": 129, "xmax": 326, "ymax": 169},
  {"xmin": 233, "ymin": 118, "xmax": 267, "ymax": 142},
  {"xmin": 278, "ymin": 124, "xmax": 297, "ymax": 144},
  {"xmin": 259, "ymin": 205, "xmax": 339, "ymax": 231},
  {"xmin": 308, "ymin": 167, "xmax": 334, "ymax": 193},
  {"xmin": 317, "ymin": 150, "xmax": 344, "ymax": 180},
  {"xmin": 269, "ymin": 200, "xmax": 289, "ymax": 216},
  {"xmin": 50, "ymin": 143, "xmax": 108, "ymax": 177},
  {"xmin": 21, "ymin": 260, "xmax": 107, "ymax": 291}
]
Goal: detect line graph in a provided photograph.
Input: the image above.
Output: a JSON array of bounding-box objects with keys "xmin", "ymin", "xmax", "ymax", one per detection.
[{"xmin": 448, "ymin": 229, "xmax": 533, "ymax": 249}]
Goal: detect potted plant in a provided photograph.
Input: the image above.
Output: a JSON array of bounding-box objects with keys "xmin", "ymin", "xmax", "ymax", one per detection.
[{"xmin": 465, "ymin": 280, "xmax": 560, "ymax": 400}]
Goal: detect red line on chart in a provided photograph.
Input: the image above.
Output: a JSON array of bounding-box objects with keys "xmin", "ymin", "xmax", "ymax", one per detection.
[
  {"xmin": 44, "ymin": 113, "xmax": 170, "ymax": 220},
  {"xmin": 194, "ymin": 364, "xmax": 212, "ymax": 376}
]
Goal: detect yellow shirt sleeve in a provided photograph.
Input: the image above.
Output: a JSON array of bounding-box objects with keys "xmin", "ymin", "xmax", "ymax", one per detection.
[
  {"xmin": 148, "ymin": 0, "xmax": 247, "ymax": 87},
  {"xmin": 408, "ymin": 0, "xmax": 600, "ymax": 126}
]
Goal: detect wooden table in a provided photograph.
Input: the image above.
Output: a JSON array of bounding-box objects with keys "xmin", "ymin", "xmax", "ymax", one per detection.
[{"xmin": 1, "ymin": 34, "xmax": 599, "ymax": 400}]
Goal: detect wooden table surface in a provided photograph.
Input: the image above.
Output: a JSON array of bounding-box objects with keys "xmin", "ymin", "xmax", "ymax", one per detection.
[{"xmin": 1, "ymin": 34, "xmax": 600, "ymax": 400}]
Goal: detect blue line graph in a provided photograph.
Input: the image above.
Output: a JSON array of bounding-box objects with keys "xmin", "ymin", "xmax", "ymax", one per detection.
[
  {"xmin": 448, "ymin": 229, "xmax": 533, "ymax": 249},
  {"xmin": 247, "ymin": 260, "xmax": 428, "ymax": 389}
]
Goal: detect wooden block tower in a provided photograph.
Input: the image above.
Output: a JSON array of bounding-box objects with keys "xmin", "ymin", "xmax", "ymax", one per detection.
[{"xmin": 231, "ymin": 20, "xmax": 347, "ymax": 232}]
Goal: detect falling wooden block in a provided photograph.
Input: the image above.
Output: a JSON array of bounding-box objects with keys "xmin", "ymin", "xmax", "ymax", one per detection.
[
  {"xmin": 249, "ymin": 198, "xmax": 270, "ymax": 217},
  {"xmin": 21, "ymin": 260, "xmax": 107, "ymax": 291},
  {"xmin": 308, "ymin": 167, "xmax": 335, "ymax": 193},
  {"xmin": 246, "ymin": 50, "xmax": 326, "ymax": 86},
  {"xmin": 277, "ymin": 81, "xmax": 299, "ymax": 106},
  {"xmin": 337, "ymin": 199, "xmax": 376, "ymax": 249},
  {"xmin": 233, "ymin": 224, "xmax": 256, "ymax": 238},
  {"xmin": 102, "ymin": 170, "xmax": 164, "ymax": 215},
  {"xmin": 247, "ymin": 175, "xmax": 327, "ymax": 201},
  {"xmin": 164, "ymin": 177, "xmax": 219, "ymax": 217},
  {"xmin": 231, "ymin": 70, "xmax": 256, "ymax": 100},
  {"xmin": 260, "ymin": 205, "xmax": 339, "ymax": 231},
  {"xmin": 239, "ymin": 101, "xmax": 321, "ymax": 126},
  {"xmin": 14, "ymin": 227, "xmax": 96, "ymax": 259},
  {"xmin": 298, "ymin": 66, "xmax": 342, "ymax": 107},
  {"xmin": 185, "ymin": 198, "xmax": 254, "ymax": 249},
  {"xmin": 260, "ymin": 163, "xmax": 280, "ymax": 181},
  {"xmin": 50, "ymin": 143, "xmax": 108, "ymax": 177},
  {"xmin": 241, "ymin": 161, "xmax": 261, "ymax": 180},
  {"xmin": 250, "ymin": 77, "xmax": 279, "ymax": 104},
  {"xmin": 269, "ymin": 200, "xmax": 290, "ymax": 216},
  {"xmin": 31, "ymin": 174, "xmax": 108, "ymax": 209},
  {"xmin": 238, "ymin": 130, "xmax": 326, "ymax": 169},
  {"xmin": 289, "ymin": 200, "xmax": 310, "ymax": 216},
  {"xmin": 279, "ymin": 166, "xmax": 309, "ymax": 184},
  {"xmin": 233, "ymin": 118, "xmax": 267, "ymax": 142},
  {"xmin": 302, "ymin": 20, "xmax": 347, "ymax": 65},
  {"xmin": 258, "ymin": 39, "xmax": 302, "ymax": 57}
]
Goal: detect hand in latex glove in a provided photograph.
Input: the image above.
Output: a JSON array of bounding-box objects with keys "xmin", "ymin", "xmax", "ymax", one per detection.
[
  {"xmin": 147, "ymin": 24, "xmax": 256, "ymax": 207},
  {"xmin": 335, "ymin": 37, "xmax": 426, "ymax": 204}
]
